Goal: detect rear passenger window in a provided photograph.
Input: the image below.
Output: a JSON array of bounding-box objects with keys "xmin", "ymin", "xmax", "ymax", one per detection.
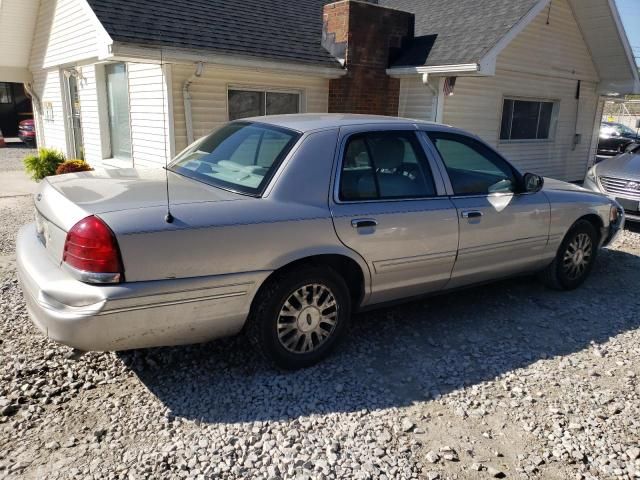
[{"xmin": 339, "ymin": 132, "xmax": 436, "ymax": 201}]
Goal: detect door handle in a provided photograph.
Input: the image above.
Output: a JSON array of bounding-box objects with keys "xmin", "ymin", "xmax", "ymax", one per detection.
[
  {"xmin": 461, "ymin": 210, "xmax": 483, "ymax": 219},
  {"xmin": 351, "ymin": 218, "xmax": 378, "ymax": 228}
]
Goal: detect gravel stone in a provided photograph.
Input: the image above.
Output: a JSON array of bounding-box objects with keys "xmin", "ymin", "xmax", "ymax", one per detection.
[
  {"xmin": 401, "ymin": 417, "xmax": 415, "ymax": 432},
  {"xmin": 425, "ymin": 451, "xmax": 440, "ymax": 464},
  {"xmin": 487, "ymin": 465, "xmax": 506, "ymax": 478}
]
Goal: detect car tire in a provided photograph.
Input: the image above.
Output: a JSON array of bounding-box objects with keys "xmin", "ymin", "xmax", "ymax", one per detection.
[
  {"xmin": 246, "ymin": 265, "xmax": 351, "ymax": 370},
  {"xmin": 539, "ymin": 219, "xmax": 599, "ymax": 290}
]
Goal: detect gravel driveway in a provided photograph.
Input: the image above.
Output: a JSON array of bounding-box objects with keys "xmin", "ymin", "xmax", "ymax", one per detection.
[{"xmin": 1, "ymin": 196, "xmax": 639, "ymax": 479}]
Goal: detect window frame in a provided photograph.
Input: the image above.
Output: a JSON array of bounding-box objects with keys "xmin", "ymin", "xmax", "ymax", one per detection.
[
  {"xmin": 499, "ymin": 96, "xmax": 559, "ymax": 143},
  {"xmin": 102, "ymin": 62, "xmax": 133, "ymax": 163},
  {"xmin": 425, "ymin": 130, "xmax": 525, "ymax": 198},
  {"xmin": 334, "ymin": 130, "xmax": 442, "ymax": 204},
  {"xmin": 226, "ymin": 85, "xmax": 303, "ymax": 121}
]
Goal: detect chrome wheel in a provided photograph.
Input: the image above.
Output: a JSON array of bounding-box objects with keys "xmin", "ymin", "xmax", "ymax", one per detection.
[
  {"xmin": 276, "ymin": 284, "xmax": 339, "ymax": 354},
  {"xmin": 562, "ymin": 233, "xmax": 593, "ymax": 280}
]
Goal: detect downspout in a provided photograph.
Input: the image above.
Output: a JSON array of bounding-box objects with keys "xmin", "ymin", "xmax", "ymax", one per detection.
[
  {"xmin": 572, "ymin": 80, "xmax": 581, "ymax": 151},
  {"xmin": 23, "ymin": 82, "xmax": 42, "ymax": 115},
  {"xmin": 422, "ymin": 73, "xmax": 439, "ymax": 122},
  {"xmin": 183, "ymin": 62, "xmax": 204, "ymax": 145},
  {"xmin": 421, "ymin": 73, "xmax": 438, "ymax": 96},
  {"xmin": 24, "ymin": 82, "xmax": 44, "ymax": 146}
]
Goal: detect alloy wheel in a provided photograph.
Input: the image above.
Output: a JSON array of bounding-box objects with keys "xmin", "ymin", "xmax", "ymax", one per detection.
[
  {"xmin": 276, "ymin": 283, "xmax": 339, "ymax": 354},
  {"xmin": 562, "ymin": 232, "xmax": 593, "ymax": 280}
]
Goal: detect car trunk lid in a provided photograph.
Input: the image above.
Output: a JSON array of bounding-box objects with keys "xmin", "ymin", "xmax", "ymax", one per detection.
[{"xmin": 34, "ymin": 168, "xmax": 247, "ymax": 265}]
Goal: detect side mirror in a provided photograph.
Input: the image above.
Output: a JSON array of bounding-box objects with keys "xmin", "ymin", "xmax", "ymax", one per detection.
[{"xmin": 523, "ymin": 173, "xmax": 544, "ymax": 193}]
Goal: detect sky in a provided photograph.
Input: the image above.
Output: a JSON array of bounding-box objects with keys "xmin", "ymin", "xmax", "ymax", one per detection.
[{"xmin": 615, "ymin": 0, "xmax": 640, "ymax": 66}]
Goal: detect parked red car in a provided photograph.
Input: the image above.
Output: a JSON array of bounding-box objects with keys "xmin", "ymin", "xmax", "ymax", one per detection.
[{"xmin": 18, "ymin": 119, "xmax": 36, "ymax": 147}]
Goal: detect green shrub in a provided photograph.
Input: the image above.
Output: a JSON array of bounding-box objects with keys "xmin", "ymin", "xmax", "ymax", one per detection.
[
  {"xmin": 23, "ymin": 148, "xmax": 66, "ymax": 181},
  {"xmin": 55, "ymin": 160, "xmax": 94, "ymax": 175}
]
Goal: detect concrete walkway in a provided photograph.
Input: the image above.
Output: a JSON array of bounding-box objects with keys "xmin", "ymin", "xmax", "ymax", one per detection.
[
  {"xmin": 0, "ymin": 146, "xmax": 38, "ymax": 198},
  {"xmin": 0, "ymin": 170, "xmax": 38, "ymax": 198}
]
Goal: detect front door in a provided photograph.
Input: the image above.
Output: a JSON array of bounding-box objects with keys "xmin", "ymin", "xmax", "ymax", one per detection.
[
  {"xmin": 64, "ymin": 72, "xmax": 84, "ymax": 159},
  {"xmin": 330, "ymin": 126, "xmax": 459, "ymax": 305},
  {"xmin": 425, "ymin": 131, "xmax": 551, "ymax": 288}
]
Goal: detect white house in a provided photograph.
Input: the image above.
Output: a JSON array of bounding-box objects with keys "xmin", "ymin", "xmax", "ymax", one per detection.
[{"xmin": 0, "ymin": 0, "xmax": 637, "ymax": 181}]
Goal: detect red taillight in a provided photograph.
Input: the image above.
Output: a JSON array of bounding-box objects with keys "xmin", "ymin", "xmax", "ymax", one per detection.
[{"xmin": 63, "ymin": 216, "xmax": 123, "ymax": 280}]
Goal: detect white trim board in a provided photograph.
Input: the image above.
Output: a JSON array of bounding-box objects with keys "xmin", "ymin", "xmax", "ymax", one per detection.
[
  {"xmin": 112, "ymin": 44, "xmax": 347, "ymax": 80},
  {"xmin": 388, "ymin": 64, "xmax": 481, "ymax": 77}
]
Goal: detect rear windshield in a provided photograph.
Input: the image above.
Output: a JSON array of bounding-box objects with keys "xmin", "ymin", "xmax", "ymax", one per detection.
[{"xmin": 169, "ymin": 122, "xmax": 301, "ymax": 195}]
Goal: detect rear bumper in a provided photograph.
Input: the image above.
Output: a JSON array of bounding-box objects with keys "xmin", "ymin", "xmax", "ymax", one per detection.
[
  {"xmin": 16, "ymin": 223, "xmax": 269, "ymax": 351},
  {"xmin": 18, "ymin": 133, "xmax": 36, "ymax": 143}
]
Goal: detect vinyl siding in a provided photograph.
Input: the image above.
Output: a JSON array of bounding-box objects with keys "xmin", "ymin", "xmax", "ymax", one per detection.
[
  {"xmin": 497, "ymin": 0, "xmax": 598, "ymax": 82},
  {"xmin": 398, "ymin": 77, "xmax": 436, "ymax": 121},
  {"xmin": 442, "ymin": 0, "xmax": 600, "ymax": 181},
  {"xmin": 127, "ymin": 62, "xmax": 172, "ymax": 168},
  {"xmin": 170, "ymin": 64, "xmax": 330, "ymax": 153},
  {"xmin": 30, "ymin": 0, "xmax": 105, "ymax": 70},
  {"xmin": 29, "ymin": 0, "xmax": 109, "ymax": 157},
  {"xmin": 31, "ymin": 69, "xmax": 67, "ymax": 153}
]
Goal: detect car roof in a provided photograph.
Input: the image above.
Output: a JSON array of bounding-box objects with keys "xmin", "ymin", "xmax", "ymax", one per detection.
[{"xmin": 242, "ymin": 113, "xmax": 445, "ymax": 133}]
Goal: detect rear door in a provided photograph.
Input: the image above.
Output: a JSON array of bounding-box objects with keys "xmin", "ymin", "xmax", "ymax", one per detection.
[
  {"xmin": 424, "ymin": 130, "xmax": 551, "ymax": 288},
  {"xmin": 330, "ymin": 125, "xmax": 459, "ymax": 305}
]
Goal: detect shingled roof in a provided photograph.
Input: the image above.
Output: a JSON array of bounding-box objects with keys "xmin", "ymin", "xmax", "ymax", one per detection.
[
  {"xmin": 85, "ymin": 0, "xmax": 541, "ymax": 69},
  {"xmin": 379, "ymin": 0, "xmax": 541, "ymax": 67},
  {"xmin": 85, "ymin": 0, "xmax": 341, "ymax": 68}
]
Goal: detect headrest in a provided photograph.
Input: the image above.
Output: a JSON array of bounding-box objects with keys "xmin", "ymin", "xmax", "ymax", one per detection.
[{"xmin": 370, "ymin": 137, "xmax": 405, "ymax": 170}]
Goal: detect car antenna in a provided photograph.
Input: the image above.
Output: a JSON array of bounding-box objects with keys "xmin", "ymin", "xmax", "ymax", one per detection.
[{"xmin": 160, "ymin": 48, "xmax": 174, "ymax": 224}]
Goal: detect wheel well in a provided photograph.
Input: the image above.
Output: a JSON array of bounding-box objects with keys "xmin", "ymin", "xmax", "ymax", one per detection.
[
  {"xmin": 256, "ymin": 255, "xmax": 366, "ymax": 308},
  {"xmin": 577, "ymin": 214, "xmax": 604, "ymax": 237}
]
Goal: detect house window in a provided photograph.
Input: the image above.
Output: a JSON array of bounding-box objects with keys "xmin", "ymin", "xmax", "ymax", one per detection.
[
  {"xmin": 104, "ymin": 63, "xmax": 132, "ymax": 160},
  {"xmin": 228, "ymin": 89, "xmax": 300, "ymax": 120},
  {"xmin": 500, "ymin": 98, "xmax": 557, "ymax": 141},
  {"xmin": 0, "ymin": 83, "xmax": 12, "ymax": 104}
]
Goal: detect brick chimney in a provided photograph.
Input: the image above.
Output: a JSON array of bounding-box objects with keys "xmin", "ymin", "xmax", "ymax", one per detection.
[{"xmin": 322, "ymin": 1, "xmax": 414, "ymax": 116}]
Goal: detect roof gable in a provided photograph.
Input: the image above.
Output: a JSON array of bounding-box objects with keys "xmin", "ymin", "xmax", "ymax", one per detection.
[{"xmin": 381, "ymin": 0, "xmax": 541, "ymax": 67}]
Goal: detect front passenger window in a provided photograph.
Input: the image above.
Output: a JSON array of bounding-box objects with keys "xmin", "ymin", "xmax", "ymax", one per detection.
[{"xmin": 428, "ymin": 132, "xmax": 518, "ymax": 195}]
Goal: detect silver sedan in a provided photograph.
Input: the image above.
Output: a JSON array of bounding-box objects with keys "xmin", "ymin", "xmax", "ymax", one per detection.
[
  {"xmin": 584, "ymin": 149, "xmax": 640, "ymax": 222},
  {"xmin": 17, "ymin": 114, "xmax": 624, "ymax": 369}
]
